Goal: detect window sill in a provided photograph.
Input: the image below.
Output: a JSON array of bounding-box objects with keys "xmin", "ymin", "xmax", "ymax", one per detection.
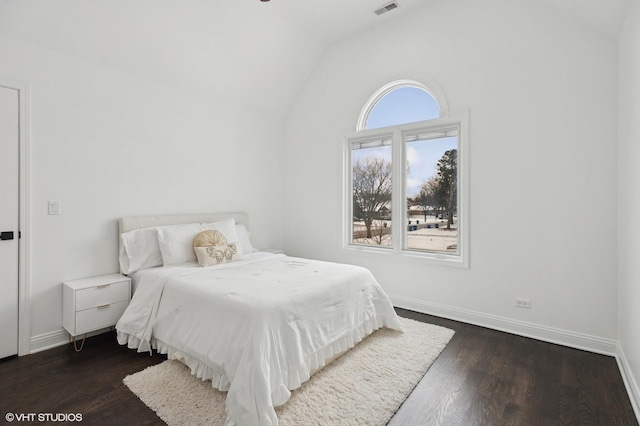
[{"xmin": 340, "ymin": 244, "xmax": 469, "ymax": 269}]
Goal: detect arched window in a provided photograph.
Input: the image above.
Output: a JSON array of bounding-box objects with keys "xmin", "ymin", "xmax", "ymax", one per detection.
[
  {"xmin": 344, "ymin": 79, "xmax": 468, "ymax": 267},
  {"xmin": 357, "ymin": 80, "xmax": 446, "ymax": 131}
]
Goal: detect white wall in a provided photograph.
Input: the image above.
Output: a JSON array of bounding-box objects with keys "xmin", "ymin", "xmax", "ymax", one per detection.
[
  {"xmin": 0, "ymin": 35, "xmax": 285, "ymax": 346},
  {"xmin": 0, "ymin": 0, "xmax": 627, "ymax": 370},
  {"xmin": 618, "ymin": 0, "xmax": 640, "ymax": 414},
  {"xmin": 284, "ymin": 0, "xmax": 619, "ymax": 351}
]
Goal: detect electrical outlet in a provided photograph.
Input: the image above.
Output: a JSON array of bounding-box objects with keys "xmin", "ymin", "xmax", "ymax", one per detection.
[{"xmin": 515, "ymin": 298, "xmax": 531, "ymax": 309}]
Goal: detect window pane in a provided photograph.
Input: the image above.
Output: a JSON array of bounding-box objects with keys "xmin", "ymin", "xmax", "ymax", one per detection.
[
  {"xmin": 351, "ymin": 143, "xmax": 392, "ymax": 247},
  {"xmin": 406, "ymin": 134, "xmax": 458, "ymax": 254},
  {"xmin": 366, "ymin": 87, "xmax": 439, "ymax": 130}
]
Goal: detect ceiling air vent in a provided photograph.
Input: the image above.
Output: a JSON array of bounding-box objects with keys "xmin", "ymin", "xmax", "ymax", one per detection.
[{"xmin": 374, "ymin": 1, "xmax": 399, "ymax": 16}]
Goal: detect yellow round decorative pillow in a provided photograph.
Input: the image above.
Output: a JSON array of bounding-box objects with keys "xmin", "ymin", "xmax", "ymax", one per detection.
[{"xmin": 193, "ymin": 229, "xmax": 228, "ymax": 248}]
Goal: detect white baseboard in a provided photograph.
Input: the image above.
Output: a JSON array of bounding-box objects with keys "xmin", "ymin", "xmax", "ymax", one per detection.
[
  {"xmin": 616, "ymin": 343, "xmax": 640, "ymax": 421},
  {"xmin": 29, "ymin": 327, "xmax": 114, "ymax": 354},
  {"xmin": 29, "ymin": 329, "xmax": 69, "ymax": 354},
  {"xmin": 390, "ymin": 295, "xmax": 618, "ymax": 356}
]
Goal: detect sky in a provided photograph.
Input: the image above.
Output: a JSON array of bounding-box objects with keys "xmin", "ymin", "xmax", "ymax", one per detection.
[
  {"xmin": 354, "ymin": 86, "xmax": 457, "ymax": 197},
  {"xmin": 366, "ymin": 86, "xmax": 439, "ymax": 128}
]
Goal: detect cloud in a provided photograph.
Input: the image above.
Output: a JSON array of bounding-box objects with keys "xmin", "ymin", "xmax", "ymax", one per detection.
[
  {"xmin": 406, "ymin": 146, "xmax": 421, "ymax": 167},
  {"xmin": 407, "ymin": 177, "xmax": 422, "ymax": 193}
]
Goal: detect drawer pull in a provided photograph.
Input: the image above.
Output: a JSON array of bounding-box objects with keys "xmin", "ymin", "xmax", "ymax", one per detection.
[
  {"xmin": 97, "ymin": 284, "xmax": 111, "ymax": 289},
  {"xmin": 97, "ymin": 304, "xmax": 111, "ymax": 310}
]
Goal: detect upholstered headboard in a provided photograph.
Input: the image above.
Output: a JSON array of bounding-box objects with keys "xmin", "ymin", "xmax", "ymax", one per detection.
[{"xmin": 118, "ymin": 212, "xmax": 250, "ymax": 234}]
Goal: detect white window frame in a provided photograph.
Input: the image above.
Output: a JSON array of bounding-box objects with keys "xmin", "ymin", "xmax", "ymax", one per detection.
[{"xmin": 342, "ymin": 110, "xmax": 469, "ymax": 268}]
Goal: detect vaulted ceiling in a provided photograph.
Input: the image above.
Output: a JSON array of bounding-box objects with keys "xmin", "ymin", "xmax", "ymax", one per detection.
[{"xmin": 0, "ymin": 0, "xmax": 632, "ymax": 118}]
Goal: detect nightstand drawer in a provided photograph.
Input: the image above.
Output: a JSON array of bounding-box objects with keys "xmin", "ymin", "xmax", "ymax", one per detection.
[
  {"xmin": 75, "ymin": 300, "xmax": 129, "ymax": 334},
  {"xmin": 75, "ymin": 280, "xmax": 129, "ymax": 311}
]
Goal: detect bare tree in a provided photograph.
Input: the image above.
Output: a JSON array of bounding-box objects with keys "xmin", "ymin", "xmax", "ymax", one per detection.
[
  {"xmin": 353, "ymin": 157, "xmax": 392, "ymax": 240},
  {"xmin": 410, "ymin": 177, "xmax": 438, "ymax": 220},
  {"xmin": 434, "ymin": 149, "xmax": 457, "ymax": 230}
]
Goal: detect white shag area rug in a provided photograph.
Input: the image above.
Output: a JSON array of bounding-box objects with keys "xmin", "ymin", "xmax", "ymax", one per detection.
[{"xmin": 123, "ymin": 317, "xmax": 454, "ymax": 426}]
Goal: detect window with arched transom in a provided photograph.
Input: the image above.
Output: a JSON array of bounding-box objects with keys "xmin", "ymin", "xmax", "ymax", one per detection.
[{"xmin": 344, "ymin": 80, "xmax": 468, "ymax": 267}]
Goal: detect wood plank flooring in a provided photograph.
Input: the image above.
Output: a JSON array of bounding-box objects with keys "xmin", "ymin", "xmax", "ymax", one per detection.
[
  {"xmin": 390, "ymin": 309, "xmax": 637, "ymax": 426},
  {"xmin": 0, "ymin": 309, "xmax": 637, "ymax": 425}
]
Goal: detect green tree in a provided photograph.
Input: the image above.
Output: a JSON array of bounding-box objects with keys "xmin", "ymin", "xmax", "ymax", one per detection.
[{"xmin": 353, "ymin": 157, "xmax": 392, "ymax": 240}]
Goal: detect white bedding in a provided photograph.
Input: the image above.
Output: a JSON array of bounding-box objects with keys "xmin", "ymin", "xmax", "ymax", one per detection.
[{"xmin": 116, "ymin": 252, "xmax": 402, "ymax": 426}]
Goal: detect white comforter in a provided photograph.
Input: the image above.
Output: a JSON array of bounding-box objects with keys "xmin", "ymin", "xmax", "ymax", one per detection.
[{"xmin": 116, "ymin": 253, "xmax": 402, "ymax": 426}]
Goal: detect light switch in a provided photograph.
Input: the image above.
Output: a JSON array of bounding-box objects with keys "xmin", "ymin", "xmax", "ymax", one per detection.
[{"xmin": 48, "ymin": 200, "xmax": 61, "ymax": 215}]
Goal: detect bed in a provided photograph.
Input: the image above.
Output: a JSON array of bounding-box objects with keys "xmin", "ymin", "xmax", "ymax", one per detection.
[{"xmin": 115, "ymin": 212, "xmax": 402, "ymax": 426}]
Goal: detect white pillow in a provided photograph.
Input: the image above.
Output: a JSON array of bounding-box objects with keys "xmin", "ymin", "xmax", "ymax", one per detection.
[
  {"xmin": 157, "ymin": 219, "xmax": 240, "ymax": 266},
  {"xmin": 119, "ymin": 227, "xmax": 163, "ymax": 274},
  {"xmin": 235, "ymin": 224, "xmax": 257, "ymax": 254},
  {"xmin": 119, "ymin": 243, "xmax": 130, "ymax": 273},
  {"xmin": 157, "ymin": 222, "xmax": 206, "ymax": 265},
  {"xmin": 202, "ymin": 218, "xmax": 239, "ymax": 244}
]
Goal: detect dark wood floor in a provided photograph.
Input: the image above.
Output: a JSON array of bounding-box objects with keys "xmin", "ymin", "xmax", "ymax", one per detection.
[
  {"xmin": 391, "ymin": 309, "xmax": 637, "ymax": 426},
  {"xmin": 0, "ymin": 309, "xmax": 637, "ymax": 425}
]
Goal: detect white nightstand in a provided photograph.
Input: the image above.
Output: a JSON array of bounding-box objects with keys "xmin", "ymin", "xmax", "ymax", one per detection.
[{"xmin": 62, "ymin": 273, "xmax": 131, "ymax": 351}]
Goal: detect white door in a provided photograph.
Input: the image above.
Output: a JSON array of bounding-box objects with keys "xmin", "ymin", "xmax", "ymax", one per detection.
[{"xmin": 0, "ymin": 86, "xmax": 19, "ymax": 359}]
